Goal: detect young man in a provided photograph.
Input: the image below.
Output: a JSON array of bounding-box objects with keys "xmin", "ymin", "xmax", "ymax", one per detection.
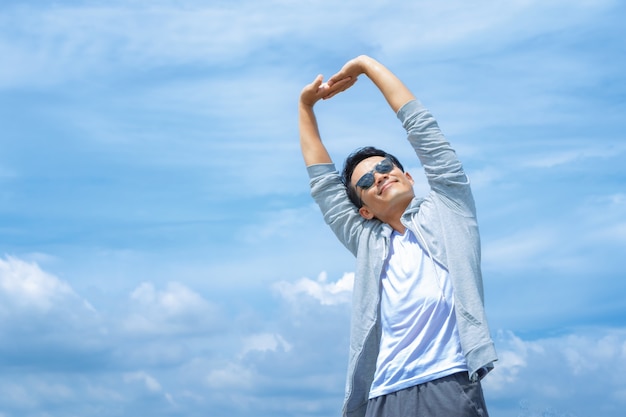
[{"xmin": 299, "ymin": 55, "xmax": 497, "ymax": 417}]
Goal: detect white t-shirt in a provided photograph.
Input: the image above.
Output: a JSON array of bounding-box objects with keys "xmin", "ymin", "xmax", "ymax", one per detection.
[{"xmin": 369, "ymin": 229, "xmax": 467, "ymax": 399}]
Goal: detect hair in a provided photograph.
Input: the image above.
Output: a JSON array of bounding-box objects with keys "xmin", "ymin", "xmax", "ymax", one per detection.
[{"xmin": 341, "ymin": 146, "xmax": 404, "ymax": 208}]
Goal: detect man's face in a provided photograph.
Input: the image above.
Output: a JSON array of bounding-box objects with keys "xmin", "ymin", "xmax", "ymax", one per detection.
[{"xmin": 350, "ymin": 156, "xmax": 415, "ymax": 220}]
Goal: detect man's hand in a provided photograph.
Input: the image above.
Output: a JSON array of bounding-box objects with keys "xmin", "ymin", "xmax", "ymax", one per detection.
[
  {"xmin": 327, "ymin": 55, "xmax": 369, "ymax": 91},
  {"xmin": 300, "ymin": 74, "xmax": 357, "ymax": 107},
  {"xmin": 328, "ymin": 55, "xmax": 415, "ymax": 113},
  {"xmin": 298, "ymin": 56, "xmax": 414, "ymax": 166}
]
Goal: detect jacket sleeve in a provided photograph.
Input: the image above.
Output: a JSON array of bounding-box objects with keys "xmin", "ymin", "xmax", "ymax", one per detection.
[
  {"xmin": 398, "ymin": 100, "xmax": 476, "ymax": 217},
  {"xmin": 307, "ymin": 163, "xmax": 367, "ymax": 257}
]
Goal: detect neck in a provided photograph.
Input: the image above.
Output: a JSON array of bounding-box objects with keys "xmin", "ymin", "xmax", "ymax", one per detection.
[
  {"xmin": 378, "ymin": 201, "xmax": 410, "ymax": 234},
  {"xmin": 387, "ymin": 218, "xmax": 406, "ymax": 234}
]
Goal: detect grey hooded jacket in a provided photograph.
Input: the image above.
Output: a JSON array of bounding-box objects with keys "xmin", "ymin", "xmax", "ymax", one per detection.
[{"xmin": 307, "ymin": 99, "xmax": 498, "ymax": 417}]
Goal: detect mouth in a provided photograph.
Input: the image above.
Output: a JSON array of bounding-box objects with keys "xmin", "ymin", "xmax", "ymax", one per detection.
[{"xmin": 378, "ymin": 180, "xmax": 396, "ymax": 195}]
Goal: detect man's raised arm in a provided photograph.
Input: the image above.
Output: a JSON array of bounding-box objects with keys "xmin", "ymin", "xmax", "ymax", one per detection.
[
  {"xmin": 299, "ymin": 74, "xmax": 356, "ymax": 167},
  {"xmin": 299, "ymin": 56, "xmax": 412, "ymax": 166},
  {"xmin": 327, "ymin": 55, "xmax": 415, "ymax": 114}
]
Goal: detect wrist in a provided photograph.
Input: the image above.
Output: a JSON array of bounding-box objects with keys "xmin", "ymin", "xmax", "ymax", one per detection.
[
  {"xmin": 358, "ymin": 55, "xmax": 380, "ymax": 77},
  {"xmin": 356, "ymin": 55, "xmax": 375, "ymax": 72},
  {"xmin": 299, "ymin": 99, "xmax": 319, "ymax": 114}
]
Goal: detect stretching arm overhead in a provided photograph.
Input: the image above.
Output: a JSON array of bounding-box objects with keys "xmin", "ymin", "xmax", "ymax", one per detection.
[
  {"xmin": 299, "ymin": 74, "xmax": 356, "ymax": 166},
  {"xmin": 327, "ymin": 55, "xmax": 415, "ymax": 114},
  {"xmin": 299, "ymin": 56, "xmax": 414, "ymax": 167}
]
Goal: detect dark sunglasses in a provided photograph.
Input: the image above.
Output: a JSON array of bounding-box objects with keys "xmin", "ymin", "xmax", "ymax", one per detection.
[{"xmin": 356, "ymin": 157, "xmax": 394, "ymax": 190}]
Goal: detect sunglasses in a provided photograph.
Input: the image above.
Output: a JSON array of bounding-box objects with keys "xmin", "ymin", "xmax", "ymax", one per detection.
[{"xmin": 355, "ymin": 157, "xmax": 394, "ymax": 190}]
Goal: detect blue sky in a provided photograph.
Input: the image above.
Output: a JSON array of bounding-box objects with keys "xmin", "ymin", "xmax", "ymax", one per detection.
[{"xmin": 1, "ymin": 0, "xmax": 625, "ymax": 416}]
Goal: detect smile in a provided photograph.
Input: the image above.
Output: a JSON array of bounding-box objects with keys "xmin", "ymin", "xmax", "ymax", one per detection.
[{"xmin": 378, "ymin": 180, "xmax": 396, "ymax": 195}]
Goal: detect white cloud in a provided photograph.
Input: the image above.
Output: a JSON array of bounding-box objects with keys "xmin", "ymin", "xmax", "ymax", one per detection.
[
  {"xmin": 0, "ymin": 1, "xmax": 358, "ymax": 87},
  {"xmin": 467, "ymin": 167, "xmax": 502, "ymax": 191},
  {"xmin": 483, "ymin": 190, "xmax": 626, "ymax": 277},
  {"xmin": 0, "ymin": 255, "xmax": 94, "ymax": 313},
  {"xmin": 240, "ymin": 333, "xmax": 292, "ymax": 358},
  {"xmin": 124, "ymin": 281, "xmax": 219, "ymax": 335},
  {"xmin": 131, "ymin": 281, "xmax": 204, "ymax": 314},
  {"xmin": 274, "ymin": 271, "xmax": 354, "ymax": 306},
  {"xmin": 0, "ymin": 0, "xmax": 613, "ymax": 88},
  {"xmin": 349, "ymin": 0, "xmax": 614, "ymax": 60},
  {"xmin": 123, "ymin": 371, "xmax": 177, "ymax": 407},
  {"xmin": 581, "ymin": 193, "xmax": 626, "ymax": 244},
  {"xmin": 485, "ymin": 330, "xmax": 542, "ymax": 390},
  {"xmin": 239, "ymin": 208, "xmax": 310, "ymax": 244},
  {"xmin": 0, "ymin": 5, "xmax": 252, "ymax": 87},
  {"xmin": 206, "ymin": 362, "xmax": 255, "ymax": 390},
  {"xmin": 521, "ymin": 144, "xmax": 626, "ymax": 168},
  {"xmin": 483, "ymin": 227, "xmax": 558, "ymax": 271},
  {"xmin": 484, "ymin": 328, "xmax": 626, "ymax": 415},
  {"xmin": 123, "ymin": 371, "xmax": 163, "ymax": 392},
  {"xmin": 0, "ymin": 255, "xmax": 71, "ymax": 309}
]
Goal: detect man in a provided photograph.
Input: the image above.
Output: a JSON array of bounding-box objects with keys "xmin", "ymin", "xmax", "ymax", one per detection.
[{"xmin": 299, "ymin": 55, "xmax": 497, "ymax": 417}]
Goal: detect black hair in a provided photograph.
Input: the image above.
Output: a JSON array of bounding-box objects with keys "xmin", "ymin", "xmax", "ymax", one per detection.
[{"xmin": 341, "ymin": 146, "xmax": 404, "ymax": 208}]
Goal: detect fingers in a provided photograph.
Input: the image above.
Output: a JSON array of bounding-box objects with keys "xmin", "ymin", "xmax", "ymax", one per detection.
[
  {"xmin": 303, "ymin": 64, "xmax": 359, "ymax": 103},
  {"xmin": 326, "ymin": 73, "xmax": 346, "ymax": 87},
  {"xmin": 312, "ymin": 74, "xmax": 323, "ymax": 86},
  {"xmin": 331, "ymin": 76, "xmax": 353, "ymax": 87},
  {"xmin": 327, "ymin": 61, "xmax": 359, "ymax": 86},
  {"xmin": 322, "ymin": 76, "xmax": 358, "ymax": 100},
  {"xmin": 300, "ymin": 74, "xmax": 327, "ymax": 106},
  {"xmin": 301, "ymin": 75, "xmax": 322, "ymax": 93},
  {"xmin": 324, "ymin": 76, "xmax": 354, "ymax": 93}
]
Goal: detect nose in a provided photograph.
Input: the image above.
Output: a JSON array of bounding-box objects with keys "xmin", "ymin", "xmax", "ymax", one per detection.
[{"xmin": 374, "ymin": 171, "xmax": 389, "ymax": 186}]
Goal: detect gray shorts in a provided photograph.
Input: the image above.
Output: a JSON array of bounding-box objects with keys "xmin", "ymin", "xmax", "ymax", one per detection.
[{"xmin": 364, "ymin": 372, "xmax": 489, "ymax": 417}]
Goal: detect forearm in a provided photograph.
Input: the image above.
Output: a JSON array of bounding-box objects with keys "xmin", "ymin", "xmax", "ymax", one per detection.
[
  {"xmin": 299, "ymin": 101, "xmax": 332, "ymax": 166},
  {"xmin": 328, "ymin": 55, "xmax": 415, "ymax": 114},
  {"xmin": 359, "ymin": 56, "xmax": 415, "ymax": 113}
]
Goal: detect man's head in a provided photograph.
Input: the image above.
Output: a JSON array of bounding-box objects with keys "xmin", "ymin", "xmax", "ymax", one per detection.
[{"xmin": 342, "ymin": 147, "xmax": 415, "ymax": 221}]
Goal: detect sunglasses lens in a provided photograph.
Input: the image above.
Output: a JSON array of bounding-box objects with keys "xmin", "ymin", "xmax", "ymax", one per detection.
[
  {"xmin": 356, "ymin": 173, "xmax": 375, "ymax": 189},
  {"xmin": 377, "ymin": 158, "xmax": 393, "ymax": 173},
  {"xmin": 356, "ymin": 158, "xmax": 394, "ymax": 190}
]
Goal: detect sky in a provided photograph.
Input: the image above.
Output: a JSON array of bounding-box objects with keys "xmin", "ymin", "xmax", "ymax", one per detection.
[{"xmin": 0, "ymin": 0, "xmax": 625, "ymax": 416}]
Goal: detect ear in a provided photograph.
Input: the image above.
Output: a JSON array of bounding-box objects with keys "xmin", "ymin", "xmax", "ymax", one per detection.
[
  {"xmin": 358, "ymin": 206, "xmax": 375, "ymax": 220},
  {"xmin": 405, "ymin": 171, "xmax": 415, "ymax": 185}
]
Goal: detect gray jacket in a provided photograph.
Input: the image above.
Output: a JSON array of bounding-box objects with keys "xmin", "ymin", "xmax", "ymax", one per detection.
[{"xmin": 307, "ymin": 99, "xmax": 498, "ymax": 417}]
